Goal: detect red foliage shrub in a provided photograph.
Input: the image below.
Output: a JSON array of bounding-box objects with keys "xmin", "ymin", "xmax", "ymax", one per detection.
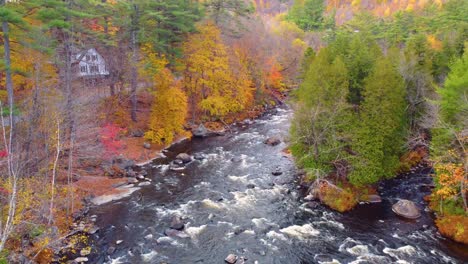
[
  {"xmin": 100, "ymin": 123, "xmax": 124, "ymax": 157},
  {"xmin": 0, "ymin": 149, "xmax": 8, "ymax": 158}
]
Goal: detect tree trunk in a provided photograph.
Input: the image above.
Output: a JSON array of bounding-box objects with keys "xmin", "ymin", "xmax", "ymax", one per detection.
[
  {"xmin": 130, "ymin": 4, "xmax": 139, "ymax": 122},
  {"xmin": 2, "ymin": 17, "xmax": 14, "ymax": 136},
  {"xmin": 24, "ymin": 63, "xmax": 41, "ymax": 174},
  {"xmin": 110, "ymin": 83, "xmax": 115, "ymax": 96}
]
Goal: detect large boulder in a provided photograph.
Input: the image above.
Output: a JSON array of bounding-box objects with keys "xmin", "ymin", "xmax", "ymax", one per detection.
[
  {"xmin": 225, "ymin": 254, "xmax": 238, "ymax": 264},
  {"xmin": 176, "ymin": 153, "xmax": 192, "ymax": 163},
  {"xmin": 193, "ymin": 124, "xmax": 209, "ymax": 137},
  {"xmin": 367, "ymin": 194, "xmax": 382, "ymax": 203},
  {"xmin": 130, "ymin": 129, "xmax": 145, "ymax": 138},
  {"xmin": 264, "ymin": 137, "xmax": 281, "ymax": 146},
  {"xmin": 392, "ymin": 199, "xmax": 421, "ymax": 219}
]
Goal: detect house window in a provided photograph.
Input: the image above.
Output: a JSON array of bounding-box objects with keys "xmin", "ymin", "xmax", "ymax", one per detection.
[
  {"xmin": 85, "ymin": 55, "xmax": 90, "ymax": 61},
  {"xmin": 90, "ymin": 65, "xmax": 99, "ymax": 73},
  {"xmin": 92, "ymin": 55, "xmax": 97, "ymax": 61},
  {"xmin": 80, "ymin": 65, "xmax": 87, "ymax": 73}
]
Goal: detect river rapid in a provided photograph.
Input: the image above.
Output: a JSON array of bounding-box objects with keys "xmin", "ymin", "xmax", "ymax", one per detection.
[{"xmin": 89, "ymin": 107, "xmax": 468, "ymax": 264}]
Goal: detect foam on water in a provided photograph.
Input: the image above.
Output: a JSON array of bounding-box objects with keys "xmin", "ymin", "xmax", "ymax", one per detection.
[
  {"xmin": 348, "ymin": 254, "xmax": 390, "ymax": 264},
  {"xmin": 279, "ymin": 224, "xmax": 320, "ymax": 239},
  {"xmin": 266, "ymin": 230, "xmax": 288, "ymax": 241},
  {"xmin": 314, "ymin": 220, "xmax": 345, "ymax": 230},
  {"xmin": 338, "ymin": 237, "xmax": 360, "ymax": 253},
  {"xmin": 141, "ymin": 250, "xmax": 158, "ymax": 262},
  {"xmin": 346, "ymin": 245, "xmax": 369, "ymax": 256},
  {"xmin": 156, "ymin": 236, "xmax": 176, "ymax": 245},
  {"xmin": 107, "ymin": 256, "xmax": 125, "ymax": 264},
  {"xmin": 185, "ymin": 224, "xmax": 207, "ymax": 239},
  {"xmin": 252, "ymin": 218, "xmax": 270, "ymax": 228},
  {"xmin": 243, "ymin": 229, "xmax": 256, "ymax": 235},
  {"xmin": 383, "ymin": 245, "xmax": 417, "ymax": 260},
  {"xmin": 159, "ymin": 164, "xmax": 170, "ymax": 173},
  {"xmin": 201, "ymin": 199, "xmax": 224, "ymax": 210},
  {"xmin": 227, "ymin": 175, "xmax": 250, "ymax": 184},
  {"xmin": 318, "ymin": 259, "xmax": 341, "ymax": 264},
  {"xmin": 154, "ymin": 200, "xmax": 196, "ymax": 218}
]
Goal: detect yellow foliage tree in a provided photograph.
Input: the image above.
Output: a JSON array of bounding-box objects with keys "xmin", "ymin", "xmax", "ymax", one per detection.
[
  {"xmin": 182, "ymin": 22, "xmax": 253, "ymax": 121},
  {"xmin": 145, "ymin": 68, "xmax": 188, "ymax": 145}
]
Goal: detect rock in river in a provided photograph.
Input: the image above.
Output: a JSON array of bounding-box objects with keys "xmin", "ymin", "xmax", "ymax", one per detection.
[
  {"xmin": 176, "ymin": 153, "xmax": 192, "ymax": 163},
  {"xmin": 272, "ymin": 167, "xmax": 283, "ymax": 176},
  {"xmin": 170, "ymin": 216, "xmax": 185, "ymax": 230},
  {"xmin": 164, "ymin": 229, "xmax": 190, "ymax": 238},
  {"xmin": 367, "ymin": 194, "xmax": 382, "ymax": 203},
  {"xmin": 107, "ymin": 246, "xmax": 116, "ymax": 255},
  {"xmin": 392, "ymin": 199, "xmax": 421, "ymax": 219},
  {"xmin": 264, "ymin": 136, "xmax": 281, "ymax": 146},
  {"xmin": 225, "ymin": 254, "xmax": 238, "ymax": 264},
  {"xmin": 193, "ymin": 124, "xmax": 209, "ymax": 137},
  {"xmin": 194, "ymin": 153, "xmax": 206, "ymax": 160}
]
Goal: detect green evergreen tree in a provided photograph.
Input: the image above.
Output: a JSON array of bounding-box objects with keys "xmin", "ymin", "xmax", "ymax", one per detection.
[
  {"xmin": 349, "ymin": 57, "xmax": 407, "ymax": 186},
  {"xmin": 203, "ymin": 0, "xmax": 253, "ymax": 32},
  {"xmin": 299, "ymin": 47, "xmax": 315, "ymax": 79},
  {"xmin": 286, "ymin": 0, "xmax": 324, "ymax": 31},
  {"xmin": 328, "ymin": 32, "xmax": 380, "ymax": 105},
  {"xmin": 291, "ymin": 47, "xmax": 350, "ymax": 173}
]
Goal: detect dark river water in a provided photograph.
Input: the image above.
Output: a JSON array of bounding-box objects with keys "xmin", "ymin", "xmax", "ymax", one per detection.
[{"xmin": 90, "ymin": 107, "xmax": 468, "ymax": 264}]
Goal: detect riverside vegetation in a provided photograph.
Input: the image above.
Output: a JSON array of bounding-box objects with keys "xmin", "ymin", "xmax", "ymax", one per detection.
[
  {"xmin": 290, "ymin": 0, "xmax": 467, "ymax": 244},
  {"xmin": 0, "ymin": 0, "xmax": 466, "ymax": 263}
]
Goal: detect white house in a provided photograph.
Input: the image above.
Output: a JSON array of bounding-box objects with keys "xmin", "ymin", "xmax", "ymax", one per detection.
[{"xmin": 74, "ymin": 48, "xmax": 109, "ymax": 78}]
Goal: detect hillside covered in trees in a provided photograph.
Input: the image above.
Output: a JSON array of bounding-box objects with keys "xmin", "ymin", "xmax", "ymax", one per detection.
[{"xmin": 0, "ymin": 0, "xmax": 466, "ymax": 263}]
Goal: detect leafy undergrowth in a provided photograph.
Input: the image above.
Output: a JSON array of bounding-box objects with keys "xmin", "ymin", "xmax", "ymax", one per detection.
[
  {"xmin": 319, "ymin": 182, "xmax": 358, "ymax": 212},
  {"xmin": 429, "ymin": 163, "xmax": 468, "ymax": 244},
  {"xmin": 435, "ymin": 215, "xmax": 468, "ymax": 244},
  {"xmin": 313, "ymin": 180, "xmax": 377, "ymax": 212},
  {"xmin": 398, "ymin": 146, "xmax": 429, "ymax": 173},
  {"xmin": 0, "ymin": 177, "xmax": 86, "ymax": 263}
]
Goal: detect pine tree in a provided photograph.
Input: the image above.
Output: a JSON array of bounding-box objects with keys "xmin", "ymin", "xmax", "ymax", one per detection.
[
  {"xmin": 299, "ymin": 47, "xmax": 315, "ymax": 79},
  {"xmin": 329, "ymin": 32, "xmax": 379, "ymax": 105},
  {"xmin": 349, "ymin": 58, "xmax": 407, "ymax": 186},
  {"xmin": 286, "ymin": 0, "xmax": 324, "ymax": 31},
  {"xmin": 203, "ymin": 0, "xmax": 253, "ymax": 32},
  {"xmin": 291, "ymin": 47, "xmax": 349, "ymax": 172}
]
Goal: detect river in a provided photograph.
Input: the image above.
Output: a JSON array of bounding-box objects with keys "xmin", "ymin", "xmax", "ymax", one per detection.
[{"xmin": 89, "ymin": 107, "xmax": 468, "ymax": 264}]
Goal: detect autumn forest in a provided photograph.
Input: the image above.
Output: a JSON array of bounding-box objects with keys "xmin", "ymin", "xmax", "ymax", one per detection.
[{"xmin": 0, "ymin": 0, "xmax": 467, "ymax": 263}]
